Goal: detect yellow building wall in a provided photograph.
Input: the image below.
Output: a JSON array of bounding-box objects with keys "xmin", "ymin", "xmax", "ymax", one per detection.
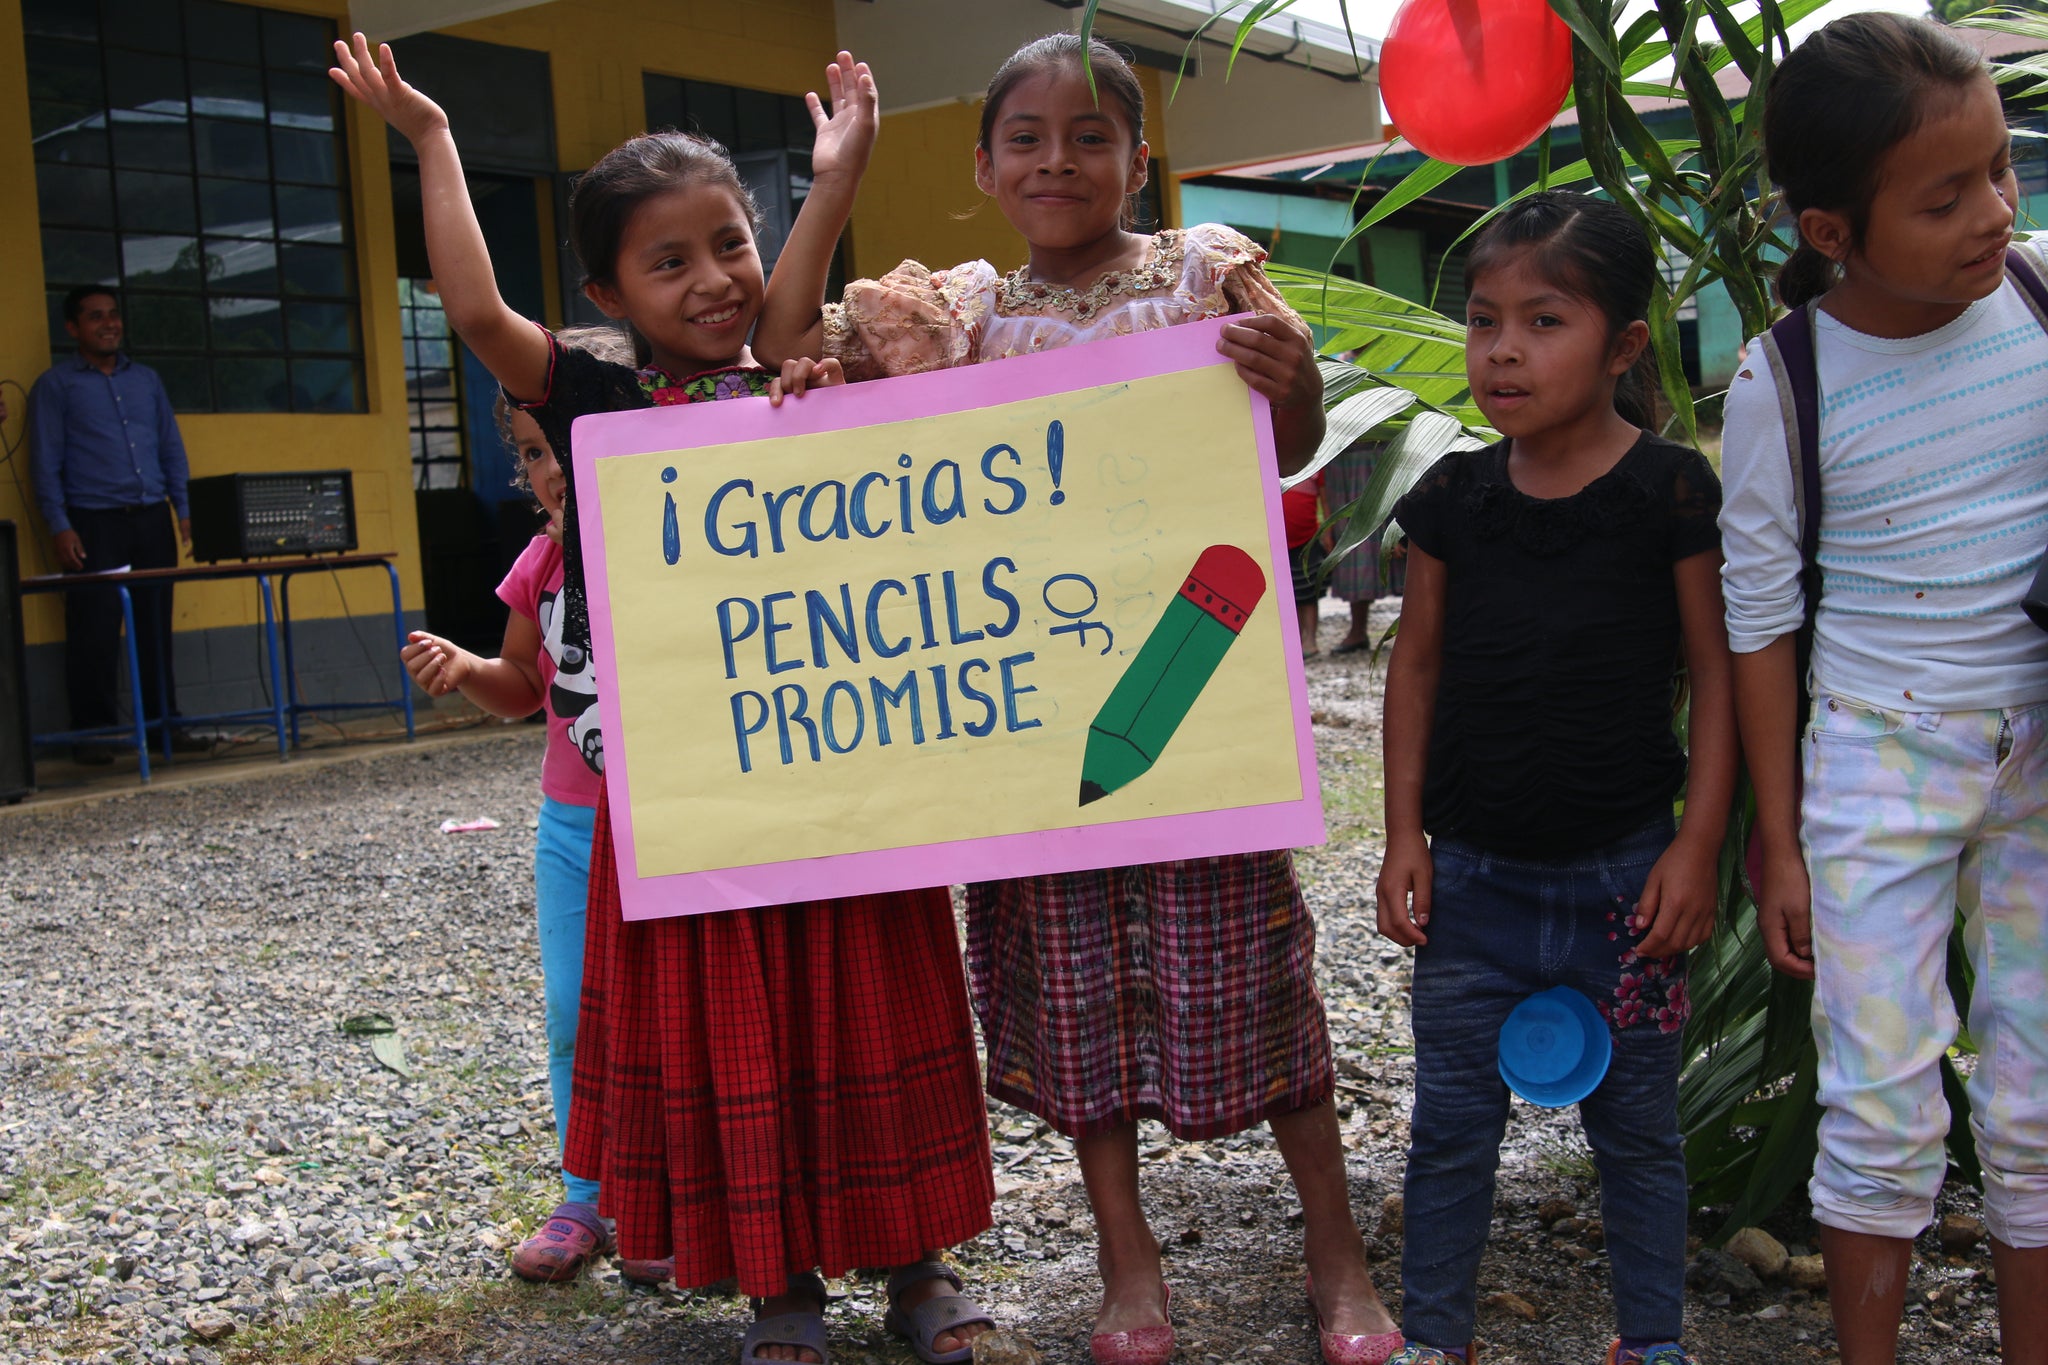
[
  {"xmin": 2, "ymin": 0, "xmax": 852, "ymax": 651},
  {"xmin": 1, "ymin": 0, "xmax": 415, "ymax": 649},
  {"xmin": 6, "ymin": 1, "xmax": 1172, "ymax": 651}
]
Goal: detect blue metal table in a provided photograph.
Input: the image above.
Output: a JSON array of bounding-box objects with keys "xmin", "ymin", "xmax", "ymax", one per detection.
[{"xmin": 23, "ymin": 552, "xmax": 416, "ymax": 783}]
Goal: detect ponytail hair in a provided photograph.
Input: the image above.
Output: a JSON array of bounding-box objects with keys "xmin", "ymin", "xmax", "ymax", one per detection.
[
  {"xmin": 1466, "ymin": 191, "xmax": 1660, "ymax": 428},
  {"xmin": 1765, "ymin": 12, "xmax": 1988, "ymax": 308}
]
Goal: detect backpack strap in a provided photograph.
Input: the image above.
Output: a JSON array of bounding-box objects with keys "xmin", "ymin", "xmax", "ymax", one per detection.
[
  {"xmin": 2006, "ymin": 245, "xmax": 2048, "ymax": 325},
  {"xmin": 1756, "ymin": 303, "xmax": 1823, "ymax": 703}
]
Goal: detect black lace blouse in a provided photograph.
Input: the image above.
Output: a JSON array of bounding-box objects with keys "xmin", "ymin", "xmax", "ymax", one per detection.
[{"xmin": 1392, "ymin": 433, "xmax": 1723, "ymax": 857}]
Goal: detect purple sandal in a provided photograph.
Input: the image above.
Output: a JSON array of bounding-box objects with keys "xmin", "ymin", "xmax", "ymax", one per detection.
[
  {"xmin": 509, "ymin": 1202, "xmax": 612, "ymax": 1283},
  {"xmin": 741, "ymin": 1272, "xmax": 830, "ymax": 1364},
  {"xmin": 884, "ymin": 1261, "xmax": 996, "ymax": 1365}
]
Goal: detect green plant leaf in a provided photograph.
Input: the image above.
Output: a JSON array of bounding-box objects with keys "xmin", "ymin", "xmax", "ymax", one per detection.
[{"xmin": 1284, "ymin": 385, "xmax": 1417, "ymax": 488}]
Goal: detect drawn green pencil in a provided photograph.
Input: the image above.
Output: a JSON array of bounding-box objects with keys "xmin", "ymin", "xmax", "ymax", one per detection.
[{"xmin": 1078, "ymin": 543, "xmax": 1268, "ymax": 806}]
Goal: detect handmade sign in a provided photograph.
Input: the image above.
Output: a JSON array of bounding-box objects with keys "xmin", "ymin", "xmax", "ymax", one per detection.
[{"xmin": 573, "ymin": 317, "xmax": 1323, "ymax": 919}]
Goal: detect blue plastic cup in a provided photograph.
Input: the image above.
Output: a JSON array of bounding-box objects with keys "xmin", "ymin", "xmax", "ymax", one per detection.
[{"xmin": 1497, "ymin": 986, "xmax": 1612, "ymax": 1107}]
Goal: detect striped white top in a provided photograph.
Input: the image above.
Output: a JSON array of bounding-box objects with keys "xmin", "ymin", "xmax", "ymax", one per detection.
[{"xmin": 1720, "ymin": 274, "xmax": 2048, "ymax": 711}]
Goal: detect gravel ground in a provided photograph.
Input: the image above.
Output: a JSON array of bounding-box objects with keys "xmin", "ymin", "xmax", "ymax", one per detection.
[{"xmin": 0, "ymin": 600, "xmax": 2006, "ymax": 1364}]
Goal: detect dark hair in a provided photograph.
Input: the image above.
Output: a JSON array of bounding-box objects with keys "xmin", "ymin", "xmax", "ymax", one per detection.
[
  {"xmin": 1464, "ymin": 191, "xmax": 1660, "ymax": 427},
  {"xmin": 63, "ymin": 285, "xmax": 117, "ymax": 322},
  {"xmin": 497, "ymin": 325, "xmax": 636, "ymax": 496},
  {"xmin": 1765, "ymin": 12, "xmax": 1988, "ymax": 307},
  {"xmin": 978, "ymin": 34, "xmax": 1149, "ymax": 228}
]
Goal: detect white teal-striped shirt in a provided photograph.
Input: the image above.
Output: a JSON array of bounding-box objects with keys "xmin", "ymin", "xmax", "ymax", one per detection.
[{"xmin": 1721, "ymin": 274, "xmax": 2048, "ymax": 711}]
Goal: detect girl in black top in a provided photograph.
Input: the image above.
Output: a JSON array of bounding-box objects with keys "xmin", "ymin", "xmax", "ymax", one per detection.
[{"xmin": 1372, "ymin": 194, "xmax": 1736, "ymax": 1365}]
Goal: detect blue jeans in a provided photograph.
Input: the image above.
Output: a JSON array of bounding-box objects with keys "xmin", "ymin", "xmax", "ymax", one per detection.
[
  {"xmin": 536, "ymin": 796, "xmax": 600, "ymax": 1207},
  {"xmin": 1401, "ymin": 816, "xmax": 1688, "ymax": 1348}
]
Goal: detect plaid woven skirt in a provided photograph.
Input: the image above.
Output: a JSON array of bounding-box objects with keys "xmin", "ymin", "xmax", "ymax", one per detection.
[
  {"xmin": 966, "ymin": 850, "xmax": 1334, "ymax": 1140},
  {"xmin": 564, "ymin": 792, "xmax": 994, "ymax": 1296}
]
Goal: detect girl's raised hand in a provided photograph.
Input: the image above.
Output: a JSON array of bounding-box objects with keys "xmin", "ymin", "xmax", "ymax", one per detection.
[
  {"xmin": 329, "ymin": 32, "xmax": 449, "ymax": 145},
  {"xmin": 805, "ymin": 51, "xmax": 879, "ymax": 183},
  {"xmin": 768, "ymin": 357, "xmax": 845, "ymax": 407}
]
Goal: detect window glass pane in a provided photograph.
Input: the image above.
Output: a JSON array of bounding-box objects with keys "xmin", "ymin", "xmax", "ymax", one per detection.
[
  {"xmin": 42, "ymin": 228, "xmax": 119, "ymax": 287},
  {"xmin": 36, "ymin": 163, "xmax": 114, "ymax": 228},
  {"xmin": 126, "ymin": 293, "xmax": 208, "ymax": 350},
  {"xmin": 682, "ymin": 81, "xmax": 736, "ymax": 149},
  {"xmin": 212, "ymin": 355, "xmax": 288, "ymax": 411},
  {"xmin": 23, "ymin": 0, "xmax": 97, "ymax": 41},
  {"xmin": 291, "ymin": 359, "xmax": 359, "ymax": 412},
  {"xmin": 268, "ymin": 72, "xmax": 335, "ymax": 132},
  {"xmin": 115, "ymin": 169, "xmax": 197, "ymax": 233},
  {"xmin": 731, "ymin": 87, "xmax": 782, "ymax": 152},
  {"xmin": 184, "ymin": 0, "xmax": 261, "ymax": 66},
  {"xmin": 270, "ymin": 127, "xmax": 336, "ymax": 185},
  {"xmin": 276, "ymin": 185, "xmax": 342, "ymax": 243},
  {"xmin": 104, "ymin": 0, "xmax": 184, "ymax": 54},
  {"xmin": 111, "ymin": 118, "xmax": 192, "ymax": 173},
  {"xmin": 26, "ymin": 39, "xmax": 104, "ymax": 106},
  {"xmin": 199, "ymin": 177, "xmax": 274, "ymax": 237},
  {"xmin": 281, "ymin": 243, "xmax": 351, "ymax": 296},
  {"xmin": 209, "ymin": 295, "xmax": 283, "ymax": 352},
  {"xmin": 150, "ymin": 355, "xmax": 212, "ymax": 410},
  {"xmin": 287, "ymin": 300, "xmax": 354, "ymax": 353},
  {"xmin": 189, "ymin": 60, "xmax": 266, "ymax": 121},
  {"xmin": 106, "ymin": 50, "xmax": 188, "ymax": 117},
  {"xmin": 261, "ymin": 10, "xmax": 333, "ymax": 72},
  {"xmin": 203, "ymin": 237, "xmax": 277, "ymax": 292},
  {"xmin": 194, "ymin": 118, "xmax": 270, "ymax": 180},
  {"xmin": 122, "ymin": 233, "xmax": 204, "ymax": 290},
  {"xmin": 644, "ymin": 74, "xmax": 684, "ymax": 133},
  {"xmin": 47, "ymin": 290, "xmax": 73, "ymax": 349},
  {"xmin": 32, "ymin": 104, "xmax": 111, "ymax": 164}
]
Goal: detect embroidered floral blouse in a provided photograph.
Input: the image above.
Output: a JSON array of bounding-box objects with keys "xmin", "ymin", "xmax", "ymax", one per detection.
[{"xmin": 820, "ymin": 223, "xmax": 1299, "ymax": 379}]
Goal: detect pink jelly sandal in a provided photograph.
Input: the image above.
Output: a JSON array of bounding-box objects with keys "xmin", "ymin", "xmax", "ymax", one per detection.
[
  {"xmin": 1089, "ymin": 1282, "xmax": 1173, "ymax": 1365},
  {"xmin": 1307, "ymin": 1271, "xmax": 1404, "ymax": 1365}
]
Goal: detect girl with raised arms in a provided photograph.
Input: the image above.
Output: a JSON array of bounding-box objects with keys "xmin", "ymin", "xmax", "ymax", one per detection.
[
  {"xmin": 331, "ymin": 36, "xmax": 997, "ymax": 1365},
  {"xmin": 1723, "ymin": 15, "xmax": 2048, "ymax": 1363},
  {"xmin": 756, "ymin": 34, "xmax": 1402, "ymax": 1365}
]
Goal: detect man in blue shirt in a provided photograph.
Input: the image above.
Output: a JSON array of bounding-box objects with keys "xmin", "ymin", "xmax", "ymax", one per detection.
[{"xmin": 29, "ymin": 286, "xmax": 193, "ymax": 761}]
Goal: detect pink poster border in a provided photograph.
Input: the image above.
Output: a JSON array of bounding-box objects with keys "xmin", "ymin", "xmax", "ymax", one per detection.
[{"xmin": 571, "ymin": 316, "xmax": 1325, "ymax": 919}]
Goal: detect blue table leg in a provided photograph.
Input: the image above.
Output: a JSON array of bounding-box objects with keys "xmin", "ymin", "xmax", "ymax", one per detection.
[
  {"xmin": 280, "ymin": 573, "xmax": 302, "ymax": 749},
  {"xmin": 384, "ymin": 562, "xmax": 415, "ymax": 741},
  {"xmin": 117, "ymin": 586, "xmax": 151, "ymax": 784},
  {"xmin": 257, "ymin": 574, "xmax": 288, "ymax": 761}
]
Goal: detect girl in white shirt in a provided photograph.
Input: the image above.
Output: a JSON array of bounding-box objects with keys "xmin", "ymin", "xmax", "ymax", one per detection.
[{"xmin": 1721, "ymin": 14, "xmax": 2048, "ymax": 1363}]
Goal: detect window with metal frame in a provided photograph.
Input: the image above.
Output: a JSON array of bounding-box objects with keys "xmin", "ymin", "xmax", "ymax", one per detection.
[
  {"xmin": 27, "ymin": 0, "xmax": 363, "ymax": 414},
  {"xmin": 398, "ymin": 279, "xmax": 465, "ymax": 490}
]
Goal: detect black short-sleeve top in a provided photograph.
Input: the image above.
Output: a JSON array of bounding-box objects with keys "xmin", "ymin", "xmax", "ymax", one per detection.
[
  {"xmin": 1391, "ymin": 432, "xmax": 1723, "ymax": 857},
  {"xmin": 514, "ymin": 327, "xmax": 771, "ymax": 660}
]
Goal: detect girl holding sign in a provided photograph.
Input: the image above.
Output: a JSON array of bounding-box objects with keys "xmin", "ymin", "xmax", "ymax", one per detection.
[
  {"xmin": 331, "ymin": 37, "xmax": 997, "ymax": 1365},
  {"xmin": 759, "ymin": 37, "xmax": 1400, "ymax": 1365}
]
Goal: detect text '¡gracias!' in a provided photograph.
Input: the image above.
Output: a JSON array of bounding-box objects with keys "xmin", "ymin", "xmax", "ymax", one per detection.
[{"xmin": 672, "ymin": 426, "xmax": 1081, "ymax": 777}]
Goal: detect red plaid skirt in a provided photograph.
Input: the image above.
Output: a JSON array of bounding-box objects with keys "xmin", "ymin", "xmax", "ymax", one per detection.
[
  {"xmin": 966, "ymin": 851, "xmax": 1334, "ymax": 1140},
  {"xmin": 564, "ymin": 792, "xmax": 994, "ymax": 1296}
]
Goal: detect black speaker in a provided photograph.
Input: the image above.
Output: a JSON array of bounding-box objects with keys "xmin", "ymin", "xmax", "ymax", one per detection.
[
  {"xmin": 188, "ymin": 470, "xmax": 357, "ymax": 562},
  {"xmin": 0, "ymin": 521, "xmax": 34, "ymax": 802}
]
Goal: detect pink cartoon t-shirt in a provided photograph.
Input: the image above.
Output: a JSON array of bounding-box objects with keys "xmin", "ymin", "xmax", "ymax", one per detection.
[{"xmin": 497, "ymin": 534, "xmax": 603, "ymax": 806}]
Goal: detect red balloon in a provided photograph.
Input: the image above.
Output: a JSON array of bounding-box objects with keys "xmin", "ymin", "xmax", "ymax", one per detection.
[{"xmin": 1379, "ymin": 0, "xmax": 1574, "ymax": 166}]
